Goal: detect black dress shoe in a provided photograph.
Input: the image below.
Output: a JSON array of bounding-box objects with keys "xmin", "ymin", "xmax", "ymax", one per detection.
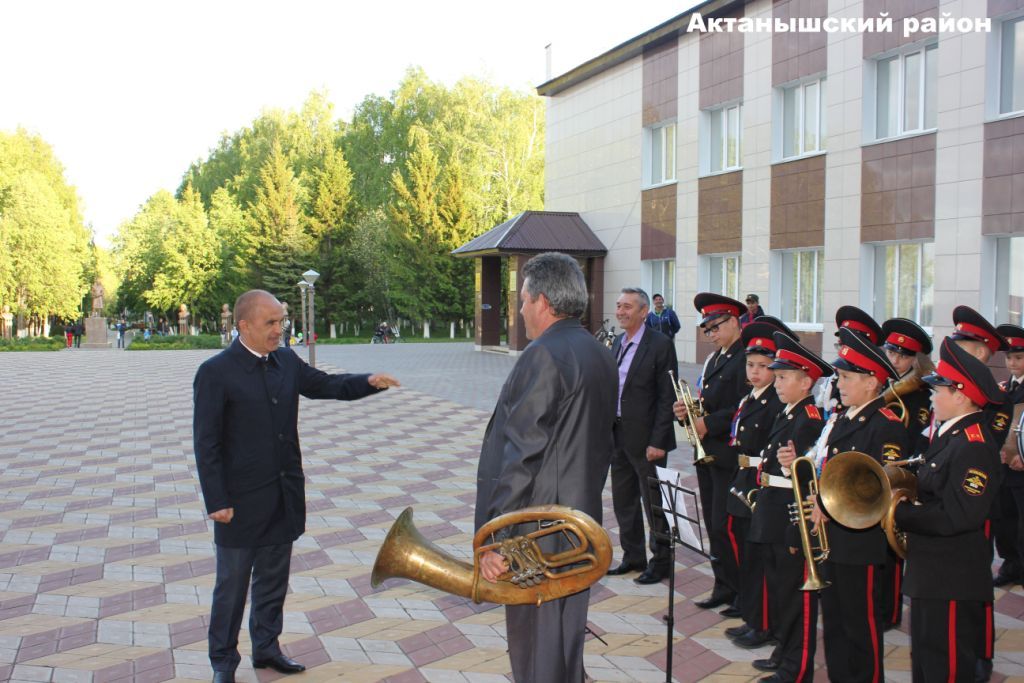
[
  {"xmin": 759, "ymin": 675, "xmax": 785, "ymax": 682},
  {"xmin": 994, "ymin": 573, "xmax": 1020, "ymax": 587},
  {"xmin": 634, "ymin": 567, "xmax": 669, "ymax": 584},
  {"xmin": 212, "ymin": 673, "xmax": 235, "ymax": 683},
  {"xmin": 252, "ymin": 654, "xmax": 306, "ymax": 674},
  {"xmin": 733, "ymin": 629, "xmax": 774, "ymax": 649},
  {"xmin": 694, "ymin": 593, "xmax": 735, "ymax": 609},
  {"xmin": 606, "ymin": 561, "xmax": 646, "ymax": 576},
  {"xmin": 751, "ymin": 658, "xmax": 781, "ymax": 672},
  {"xmin": 725, "ymin": 624, "xmax": 752, "ymax": 638},
  {"xmin": 976, "ymin": 657, "xmax": 993, "ymax": 682},
  {"xmin": 720, "ymin": 605, "xmax": 742, "ymax": 618}
]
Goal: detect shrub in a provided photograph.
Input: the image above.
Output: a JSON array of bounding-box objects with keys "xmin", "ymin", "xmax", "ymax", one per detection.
[
  {"xmin": 127, "ymin": 334, "xmax": 223, "ymax": 351},
  {"xmin": 0, "ymin": 337, "xmax": 65, "ymax": 352}
]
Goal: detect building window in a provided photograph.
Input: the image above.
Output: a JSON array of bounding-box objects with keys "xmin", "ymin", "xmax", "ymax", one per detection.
[
  {"xmin": 995, "ymin": 236, "xmax": 1024, "ymax": 324},
  {"xmin": 781, "ymin": 249, "xmax": 824, "ymax": 324},
  {"xmin": 709, "ymin": 104, "xmax": 742, "ymax": 172},
  {"xmin": 873, "ymin": 242, "xmax": 934, "ymax": 326},
  {"xmin": 643, "ymin": 259, "xmax": 676, "ymax": 307},
  {"xmin": 875, "ymin": 44, "xmax": 937, "ymax": 139},
  {"xmin": 644, "ymin": 123, "xmax": 677, "ymax": 186},
  {"xmin": 707, "ymin": 254, "xmax": 741, "ymax": 299},
  {"xmin": 1001, "ymin": 17, "xmax": 1024, "ymax": 115},
  {"xmin": 782, "ymin": 79, "xmax": 825, "ymax": 158}
]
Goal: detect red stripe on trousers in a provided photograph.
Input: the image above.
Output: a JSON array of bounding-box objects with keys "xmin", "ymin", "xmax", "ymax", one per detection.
[
  {"xmin": 891, "ymin": 558, "xmax": 902, "ymax": 624},
  {"xmin": 986, "ymin": 601, "xmax": 994, "ymax": 658},
  {"xmin": 762, "ymin": 574, "xmax": 769, "ymax": 631},
  {"xmin": 947, "ymin": 600, "xmax": 957, "ymax": 683},
  {"xmin": 797, "ymin": 563, "xmax": 811, "ymax": 682},
  {"xmin": 726, "ymin": 515, "xmax": 740, "ymax": 565},
  {"xmin": 866, "ymin": 565, "xmax": 880, "ymax": 683}
]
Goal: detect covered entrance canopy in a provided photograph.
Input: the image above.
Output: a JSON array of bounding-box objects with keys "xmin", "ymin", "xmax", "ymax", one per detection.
[{"xmin": 452, "ymin": 211, "xmax": 607, "ymax": 353}]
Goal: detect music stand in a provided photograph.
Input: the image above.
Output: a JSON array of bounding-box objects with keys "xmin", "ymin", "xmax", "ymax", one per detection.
[{"xmin": 649, "ymin": 471, "xmax": 709, "ymax": 683}]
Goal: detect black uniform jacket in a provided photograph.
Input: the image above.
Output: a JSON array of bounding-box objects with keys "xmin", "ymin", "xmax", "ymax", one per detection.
[
  {"xmin": 611, "ymin": 328, "xmax": 678, "ymax": 457},
  {"xmin": 699, "ymin": 339, "xmax": 750, "ymax": 470},
  {"xmin": 725, "ymin": 385, "xmax": 784, "ymax": 519},
  {"xmin": 821, "ymin": 396, "xmax": 910, "ymax": 565},
  {"xmin": 895, "ymin": 411, "xmax": 1001, "ymax": 601},
  {"xmin": 897, "ymin": 375, "xmax": 932, "ymax": 452},
  {"xmin": 193, "ymin": 340, "xmax": 379, "ymax": 547},
  {"xmin": 749, "ymin": 396, "xmax": 825, "ymax": 545},
  {"xmin": 1002, "ymin": 380, "xmax": 1024, "ymax": 488},
  {"xmin": 475, "ymin": 318, "xmax": 617, "ymax": 533}
]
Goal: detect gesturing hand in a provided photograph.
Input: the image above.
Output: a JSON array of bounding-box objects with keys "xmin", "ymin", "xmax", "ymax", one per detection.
[
  {"xmin": 368, "ymin": 373, "xmax": 401, "ymax": 390},
  {"xmin": 209, "ymin": 508, "xmax": 234, "ymax": 524}
]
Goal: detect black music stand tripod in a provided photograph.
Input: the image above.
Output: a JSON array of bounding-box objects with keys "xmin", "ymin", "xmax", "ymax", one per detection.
[{"xmin": 649, "ymin": 474, "xmax": 709, "ymax": 683}]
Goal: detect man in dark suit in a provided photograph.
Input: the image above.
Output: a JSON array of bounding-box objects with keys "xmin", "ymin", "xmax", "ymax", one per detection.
[
  {"xmin": 476, "ymin": 252, "xmax": 617, "ymax": 683},
  {"xmin": 193, "ymin": 290, "xmax": 399, "ymax": 683},
  {"xmin": 605, "ymin": 287, "xmax": 678, "ymax": 585}
]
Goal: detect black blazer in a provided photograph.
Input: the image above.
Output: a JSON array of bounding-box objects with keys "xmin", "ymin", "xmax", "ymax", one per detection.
[
  {"xmin": 610, "ymin": 328, "xmax": 678, "ymax": 458},
  {"xmin": 475, "ymin": 318, "xmax": 617, "ymax": 533},
  {"xmin": 748, "ymin": 395, "xmax": 825, "ymax": 544},
  {"xmin": 698, "ymin": 339, "xmax": 750, "ymax": 470},
  {"xmin": 821, "ymin": 396, "xmax": 909, "ymax": 565},
  {"xmin": 725, "ymin": 385, "xmax": 784, "ymax": 519},
  {"xmin": 193, "ymin": 340, "xmax": 380, "ymax": 547},
  {"xmin": 896, "ymin": 411, "xmax": 1001, "ymax": 601}
]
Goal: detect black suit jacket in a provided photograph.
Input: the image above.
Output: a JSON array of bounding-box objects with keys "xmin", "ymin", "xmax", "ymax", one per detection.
[
  {"xmin": 725, "ymin": 385, "xmax": 783, "ymax": 518},
  {"xmin": 610, "ymin": 328, "xmax": 678, "ymax": 457},
  {"xmin": 1002, "ymin": 380, "xmax": 1024, "ymax": 487},
  {"xmin": 193, "ymin": 340, "xmax": 380, "ymax": 547},
  {"xmin": 896, "ymin": 411, "xmax": 1001, "ymax": 601},
  {"xmin": 821, "ymin": 396, "xmax": 909, "ymax": 565},
  {"xmin": 749, "ymin": 395, "xmax": 825, "ymax": 544},
  {"xmin": 698, "ymin": 339, "xmax": 750, "ymax": 470},
  {"xmin": 475, "ymin": 318, "xmax": 617, "ymax": 533}
]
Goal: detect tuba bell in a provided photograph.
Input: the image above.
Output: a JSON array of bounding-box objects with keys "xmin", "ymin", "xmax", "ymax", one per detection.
[
  {"xmin": 371, "ymin": 505, "xmax": 612, "ymax": 607},
  {"xmin": 817, "ymin": 451, "xmax": 891, "ymax": 530}
]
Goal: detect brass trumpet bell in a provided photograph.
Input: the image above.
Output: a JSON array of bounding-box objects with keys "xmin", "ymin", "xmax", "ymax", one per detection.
[{"xmin": 818, "ymin": 451, "xmax": 891, "ymax": 530}]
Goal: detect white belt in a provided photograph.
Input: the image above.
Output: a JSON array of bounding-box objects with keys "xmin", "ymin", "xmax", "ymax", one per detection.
[
  {"xmin": 738, "ymin": 455, "xmax": 763, "ymax": 469},
  {"xmin": 760, "ymin": 473, "xmax": 793, "ymax": 489}
]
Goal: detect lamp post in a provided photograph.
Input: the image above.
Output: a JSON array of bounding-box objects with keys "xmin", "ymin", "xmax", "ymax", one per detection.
[
  {"xmin": 297, "ymin": 281, "xmax": 309, "ymax": 355},
  {"xmin": 302, "ymin": 269, "xmax": 320, "ymax": 367}
]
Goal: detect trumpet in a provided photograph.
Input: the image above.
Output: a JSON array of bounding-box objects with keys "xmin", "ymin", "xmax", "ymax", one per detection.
[
  {"xmin": 789, "ymin": 456, "xmax": 830, "ymax": 591},
  {"xmin": 669, "ymin": 370, "xmax": 714, "ymax": 465}
]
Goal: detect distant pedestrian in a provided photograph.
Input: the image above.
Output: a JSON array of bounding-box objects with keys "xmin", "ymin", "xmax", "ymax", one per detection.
[
  {"xmin": 644, "ymin": 294, "xmax": 681, "ymax": 339},
  {"xmin": 65, "ymin": 322, "xmax": 74, "ymax": 348},
  {"xmin": 73, "ymin": 321, "xmax": 83, "ymax": 348},
  {"xmin": 738, "ymin": 294, "xmax": 765, "ymax": 325},
  {"xmin": 116, "ymin": 320, "xmax": 128, "ymax": 348}
]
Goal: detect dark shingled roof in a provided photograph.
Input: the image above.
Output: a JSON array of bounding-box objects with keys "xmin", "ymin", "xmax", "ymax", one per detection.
[{"xmin": 452, "ymin": 211, "xmax": 606, "ymax": 258}]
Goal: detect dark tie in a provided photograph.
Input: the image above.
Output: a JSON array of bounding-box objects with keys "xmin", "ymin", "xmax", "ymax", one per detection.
[
  {"xmin": 617, "ymin": 341, "xmax": 634, "ymax": 367},
  {"xmin": 1011, "ymin": 379, "xmax": 1019, "ymax": 393}
]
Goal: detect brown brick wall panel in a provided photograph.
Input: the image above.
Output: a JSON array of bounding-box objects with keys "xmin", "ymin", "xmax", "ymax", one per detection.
[
  {"xmin": 771, "ymin": 156, "xmax": 826, "ymax": 249},
  {"xmin": 984, "ymin": 118, "xmax": 1024, "ymax": 236},
  {"xmin": 698, "ymin": 172, "xmax": 743, "ymax": 254},
  {"xmin": 643, "ymin": 41, "xmax": 679, "ymax": 126},
  {"xmin": 860, "ymin": 135, "xmax": 936, "ymax": 242},
  {"xmin": 990, "ymin": 0, "xmax": 1024, "ymax": 19},
  {"xmin": 699, "ymin": 6, "xmax": 745, "ymax": 109},
  {"xmin": 772, "ymin": 0, "xmax": 828, "ymax": 85},
  {"xmin": 641, "ymin": 185, "xmax": 678, "ymax": 260},
  {"xmin": 863, "ymin": 0, "xmax": 939, "ymax": 57}
]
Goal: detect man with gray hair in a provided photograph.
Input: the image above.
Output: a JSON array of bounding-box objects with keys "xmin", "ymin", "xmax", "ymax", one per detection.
[{"xmin": 476, "ymin": 252, "xmax": 617, "ymax": 683}]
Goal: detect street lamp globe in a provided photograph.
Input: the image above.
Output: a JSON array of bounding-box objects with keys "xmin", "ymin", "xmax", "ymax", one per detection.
[{"xmin": 302, "ymin": 269, "xmax": 320, "ymax": 286}]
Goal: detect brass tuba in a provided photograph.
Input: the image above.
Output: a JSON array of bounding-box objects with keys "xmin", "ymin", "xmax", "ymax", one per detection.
[
  {"xmin": 817, "ymin": 451, "xmax": 892, "ymax": 530},
  {"xmin": 881, "ymin": 460, "xmax": 920, "ymax": 559},
  {"xmin": 669, "ymin": 370, "xmax": 714, "ymax": 465},
  {"xmin": 371, "ymin": 505, "xmax": 612, "ymax": 607},
  {"xmin": 790, "ymin": 456, "xmax": 830, "ymax": 591}
]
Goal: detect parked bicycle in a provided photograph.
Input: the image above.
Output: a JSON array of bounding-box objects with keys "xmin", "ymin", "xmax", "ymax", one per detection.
[{"xmin": 594, "ymin": 319, "xmax": 615, "ymax": 349}]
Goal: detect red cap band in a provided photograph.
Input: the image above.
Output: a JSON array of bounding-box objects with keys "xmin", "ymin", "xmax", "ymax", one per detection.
[
  {"xmin": 841, "ymin": 319, "xmax": 879, "ymax": 344},
  {"xmin": 935, "ymin": 359, "xmax": 987, "ymax": 406},
  {"xmin": 885, "ymin": 332, "xmax": 923, "ymax": 353},
  {"xmin": 837, "ymin": 345, "xmax": 889, "ymax": 382},
  {"xmin": 775, "ymin": 348, "xmax": 823, "ymax": 382},
  {"xmin": 955, "ymin": 322, "xmax": 999, "ymax": 353},
  {"xmin": 747, "ymin": 337, "xmax": 777, "ymax": 353},
  {"xmin": 1006, "ymin": 336, "xmax": 1024, "ymax": 350},
  {"xmin": 702, "ymin": 302, "xmax": 740, "ymax": 319}
]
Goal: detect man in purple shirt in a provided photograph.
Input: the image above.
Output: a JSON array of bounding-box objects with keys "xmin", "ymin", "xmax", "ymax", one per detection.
[{"xmin": 606, "ymin": 287, "xmax": 679, "ymax": 585}]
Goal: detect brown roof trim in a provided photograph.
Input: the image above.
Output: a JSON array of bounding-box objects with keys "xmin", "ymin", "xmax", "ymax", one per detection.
[{"xmin": 535, "ymin": 0, "xmax": 747, "ymax": 97}]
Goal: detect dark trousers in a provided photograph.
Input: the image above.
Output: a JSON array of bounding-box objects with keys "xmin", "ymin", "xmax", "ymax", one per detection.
[
  {"xmin": 117, "ymin": 334, "xmax": 125, "ymax": 348},
  {"xmin": 764, "ymin": 542, "xmax": 816, "ymax": 683},
  {"xmin": 506, "ymin": 588, "xmax": 589, "ymax": 683},
  {"xmin": 740, "ymin": 537, "xmax": 768, "ymax": 632},
  {"xmin": 697, "ymin": 463, "xmax": 739, "ymax": 598},
  {"xmin": 819, "ymin": 561, "xmax": 885, "ymax": 683},
  {"xmin": 209, "ymin": 542, "xmax": 292, "ymax": 672},
  {"xmin": 879, "ymin": 551, "xmax": 904, "ymax": 627},
  {"xmin": 610, "ymin": 426, "xmax": 670, "ymax": 571},
  {"xmin": 994, "ymin": 478, "xmax": 1022, "ymax": 579},
  {"xmin": 910, "ymin": 598, "xmax": 983, "ymax": 683}
]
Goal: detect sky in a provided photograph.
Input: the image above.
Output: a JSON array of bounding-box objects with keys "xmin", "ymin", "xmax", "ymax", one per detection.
[{"xmin": 0, "ymin": 0, "xmax": 684, "ymax": 247}]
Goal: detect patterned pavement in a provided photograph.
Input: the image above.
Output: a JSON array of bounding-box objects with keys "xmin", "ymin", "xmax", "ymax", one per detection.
[{"xmin": 1, "ymin": 342, "xmax": 1024, "ymax": 682}]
